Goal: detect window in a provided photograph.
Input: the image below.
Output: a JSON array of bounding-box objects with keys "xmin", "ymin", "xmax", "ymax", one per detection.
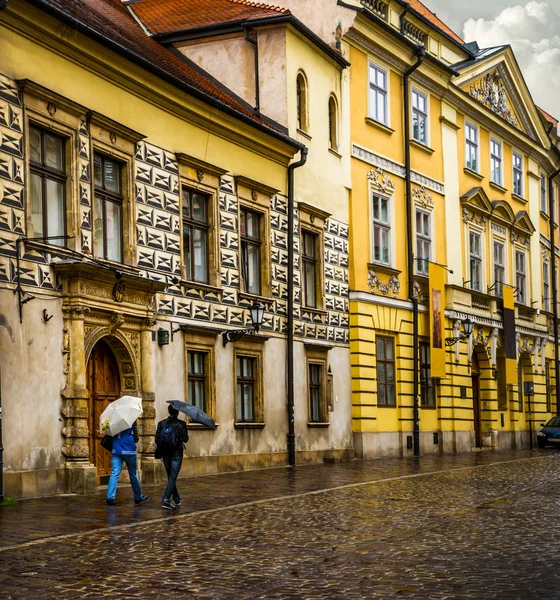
[
  {"xmin": 187, "ymin": 351, "xmax": 207, "ymax": 411},
  {"xmin": 328, "ymin": 96, "xmax": 338, "ymax": 151},
  {"xmin": 493, "ymin": 240, "xmax": 505, "ymax": 298},
  {"xmin": 469, "ymin": 231, "xmax": 482, "ymax": 291},
  {"xmin": 372, "ymin": 193, "xmax": 390, "ymax": 266},
  {"xmin": 415, "ymin": 209, "xmax": 430, "ymax": 275},
  {"xmin": 309, "ymin": 363, "xmax": 323, "ymax": 422},
  {"xmin": 236, "ymin": 355, "xmax": 256, "ymax": 422},
  {"xmin": 302, "ymin": 230, "xmax": 318, "ymax": 308},
  {"xmin": 515, "ymin": 250, "xmax": 526, "ymax": 304},
  {"xmin": 543, "ymin": 262, "xmax": 550, "ymax": 312},
  {"xmin": 541, "ymin": 173, "xmax": 548, "ymax": 213},
  {"xmin": 296, "ymin": 73, "xmax": 308, "ymax": 132},
  {"xmin": 240, "ymin": 207, "xmax": 261, "ymax": 295},
  {"xmin": 93, "ymin": 153, "xmax": 123, "ymax": 262},
  {"xmin": 420, "ymin": 342, "xmax": 435, "ymax": 408},
  {"xmin": 546, "ymin": 361, "xmax": 552, "ymax": 413},
  {"xmin": 490, "ymin": 138, "xmax": 502, "ymax": 186},
  {"xmin": 412, "ymin": 89, "xmax": 428, "ymax": 144},
  {"xmin": 369, "ymin": 63, "xmax": 388, "ymax": 125},
  {"xmin": 29, "ymin": 126, "xmax": 66, "ymax": 245},
  {"xmin": 182, "ymin": 188, "xmax": 209, "ymax": 283},
  {"xmin": 513, "ymin": 152, "xmax": 523, "ymax": 197},
  {"xmin": 465, "ymin": 123, "xmax": 478, "ymax": 172},
  {"xmin": 377, "ymin": 336, "xmax": 396, "ymax": 406}
]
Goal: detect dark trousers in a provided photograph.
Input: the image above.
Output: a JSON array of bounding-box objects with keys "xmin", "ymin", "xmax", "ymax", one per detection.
[{"xmin": 162, "ymin": 453, "xmax": 183, "ymax": 502}]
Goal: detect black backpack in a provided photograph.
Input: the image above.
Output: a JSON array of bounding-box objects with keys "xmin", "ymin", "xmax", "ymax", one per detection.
[{"xmin": 159, "ymin": 421, "xmax": 181, "ymax": 451}]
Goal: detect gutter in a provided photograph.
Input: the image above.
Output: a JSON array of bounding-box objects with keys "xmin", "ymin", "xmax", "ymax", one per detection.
[
  {"xmin": 404, "ymin": 46, "xmax": 426, "ymax": 457},
  {"xmin": 287, "ymin": 147, "xmax": 308, "ymax": 467},
  {"xmin": 548, "ymin": 159, "xmax": 560, "ymax": 415},
  {"xmin": 24, "ymin": 0, "xmax": 304, "ymax": 152}
]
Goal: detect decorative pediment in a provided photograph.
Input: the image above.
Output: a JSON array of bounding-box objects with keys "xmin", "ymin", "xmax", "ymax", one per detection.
[
  {"xmin": 513, "ymin": 211, "xmax": 535, "ymax": 236},
  {"xmin": 467, "ymin": 70, "xmax": 520, "ymax": 129},
  {"xmin": 367, "ymin": 167, "xmax": 395, "ymax": 193},
  {"xmin": 460, "ymin": 187, "xmax": 492, "ymax": 216},
  {"xmin": 490, "ymin": 200, "xmax": 515, "ymax": 227}
]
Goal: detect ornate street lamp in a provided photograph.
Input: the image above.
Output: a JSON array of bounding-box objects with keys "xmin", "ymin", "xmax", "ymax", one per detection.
[
  {"xmin": 445, "ymin": 317, "xmax": 474, "ymax": 347},
  {"xmin": 222, "ymin": 300, "xmax": 265, "ymax": 346}
]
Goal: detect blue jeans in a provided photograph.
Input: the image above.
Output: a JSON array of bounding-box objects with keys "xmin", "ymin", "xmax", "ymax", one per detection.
[
  {"xmin": 107, "ymin": 454, "xmax": 142, "ymax": 502},
  {"xmin": 162, "ymin": 453, "xmax": 183, "ymax": 502}
]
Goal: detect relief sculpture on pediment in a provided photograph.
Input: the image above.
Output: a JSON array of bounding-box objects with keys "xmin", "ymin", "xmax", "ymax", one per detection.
[{"xmin": 469, "ymin": 73, "xmax": 519, "ymax": 128}]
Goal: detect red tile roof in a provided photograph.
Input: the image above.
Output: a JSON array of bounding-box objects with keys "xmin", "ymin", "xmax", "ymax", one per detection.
[
  {"xmin": 407, "ymin": 0, "xmax": 464, "ymax": 46},
  {"xmin": 131, "ymin": 0, "xmax": 289, "ymax": 36},
  {"xmin": 539, "ymin": 107, "xmax": 559, "ymax": 128},
  {"xmin": 29, "ymin": 0, "xmax": 288, "ymax": 135}
]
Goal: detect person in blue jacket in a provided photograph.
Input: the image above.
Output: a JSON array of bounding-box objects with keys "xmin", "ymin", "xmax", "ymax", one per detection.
[{"xmin": 106, "ymin": 422, "xmax": 148, "ymax": 506}]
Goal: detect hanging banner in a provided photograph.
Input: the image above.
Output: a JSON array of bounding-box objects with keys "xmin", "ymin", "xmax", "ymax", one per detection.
[
  {"xmin": 428, "ymin": 263, "xmax": 446, "ymax": 378},
  {"xmin": 503, "ymin": 285, "xmax": 517, "ymax": 385}
]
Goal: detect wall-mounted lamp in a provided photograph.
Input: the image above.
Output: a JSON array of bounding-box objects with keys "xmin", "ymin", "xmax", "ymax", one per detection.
[
  {"xmin": 157, "ymin": 328, "xmax": 170, "ymax": 346},
  {"xmin": 222, "ymin": 301, "xmax": 265, "ymax": 346},
  {"xmin": 445, "ymin": 317, "xmax": 474, "ymax": 347}
]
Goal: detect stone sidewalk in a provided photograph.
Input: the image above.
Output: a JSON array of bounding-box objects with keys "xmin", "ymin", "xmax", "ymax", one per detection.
[{"xmin": 0, "ymin": 449, "xmax": 550, "ymax": 549}]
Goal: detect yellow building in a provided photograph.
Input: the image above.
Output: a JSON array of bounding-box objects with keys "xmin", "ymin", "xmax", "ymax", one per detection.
[{"xmin": 270, "ymin": 0, "xmax": 560, "ymax": 456}]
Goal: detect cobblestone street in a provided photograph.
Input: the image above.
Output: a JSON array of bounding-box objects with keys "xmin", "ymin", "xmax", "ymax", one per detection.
[{"xmin": 1, "ymin": 450, "xmax": 560, "ymax": 598}]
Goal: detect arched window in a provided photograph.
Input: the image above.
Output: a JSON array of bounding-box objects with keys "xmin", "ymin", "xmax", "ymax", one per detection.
[
  {"xmin": 328, "ymin": 95, "xmax": 338, "ymax": 151},
  {"xmin": 296, "ymin": 72, "xmax": 308, "ymax": 132}
]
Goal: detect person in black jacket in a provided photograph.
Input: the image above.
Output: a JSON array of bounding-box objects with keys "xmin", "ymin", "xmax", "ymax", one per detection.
[{"xmin": 155, "ymin": 405, "xmax": 189, "ymax": 510}]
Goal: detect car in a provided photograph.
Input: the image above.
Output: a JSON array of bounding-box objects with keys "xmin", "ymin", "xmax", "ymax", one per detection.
[{"xmin": 537, "ymin": 416, "xmax": 560, "ymax": 448}]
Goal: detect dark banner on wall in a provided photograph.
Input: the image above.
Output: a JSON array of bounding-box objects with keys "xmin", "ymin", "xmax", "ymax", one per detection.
[
  {"xmin": 503, "ymin": 286, "xmax": 517, "ymax": 385},
  {"xmin": 428, "ymin": 263, "xmax": 446, "ymax": 378}
]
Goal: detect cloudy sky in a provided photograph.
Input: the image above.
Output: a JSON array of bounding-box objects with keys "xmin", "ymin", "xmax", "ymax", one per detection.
[{"xmin": 422, "ymin": 0, "xmax": 560, "ymax": 117}]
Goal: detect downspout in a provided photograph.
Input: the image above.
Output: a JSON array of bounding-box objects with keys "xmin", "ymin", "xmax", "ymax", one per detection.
[
  {"xmin": 287, "ymin": 147, "xmax": 308, "ymax": 466},
  {"xmin": 404, "ymin": 46, "xmax": 425, "ymax": 457},
  {"xmin": 0, "ymin": 0, "xmax": 6, "ymax": 503},
  {"xmin": 549, "ymin": 165, "xmax": 560, "ymax": 415},
  {"xmin": 243, "ymin": 27, "xmax": 260, "ymax": 113},
  {"xmin": 399, "ymin": 3, "xmax": 410, "ymax": 35}
]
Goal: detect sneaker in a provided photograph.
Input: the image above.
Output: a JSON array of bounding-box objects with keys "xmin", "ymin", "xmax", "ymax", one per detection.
[
  {"xmin": 161, "ymin": 499, "xmax": 175, "ymax": 510},
  {"xmin": 106, "ymin": 498, "xmax": 116, "ymax": 506},
  {"xmin": 134, "ymin": 495, "xmax": 149, "ymax": 505},
  {"xmin": 173, "ymin": 497, "xmax": 182, "ymax": 506}
]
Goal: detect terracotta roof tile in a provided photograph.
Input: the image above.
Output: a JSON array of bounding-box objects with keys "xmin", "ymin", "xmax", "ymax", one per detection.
[
  {"xmin": 131, "ymin": 0, "xmax": 289, "ymax": 36},
  {"xmin": 539, "ymin": 107, "xmax": 558, "ymax": 128},
  {"xmin": 407, "ymin": 0, "xmax": 464, "ymax": 46},
  {"xmin": 30, "ymin": 0, "xmax": 284, "ymax": 133}
]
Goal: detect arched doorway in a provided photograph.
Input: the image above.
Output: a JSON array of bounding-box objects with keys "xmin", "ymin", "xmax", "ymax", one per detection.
[
  {"xmin": 87, "ymin": 339, "xmax": 121, "ymax": 483},
  {"xmin": 471, "ymin": 352, "xmax": 482, "ymax": 447}
]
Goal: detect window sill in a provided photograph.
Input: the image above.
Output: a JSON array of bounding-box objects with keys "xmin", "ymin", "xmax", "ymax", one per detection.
[
  {"xmin": 368, "ymin": 263, "xmax": 401, "ymax": 277},
  {"xmin": 410, "ymin": 139, "xmax": 435, "ymax": 154},
  {"xmin": 234, "ymin": 422, "xmax": 265, "ymax": 430},
  {"xmin": 328, "ymin": 147, "xmax": 342, "ymax": 159},
  {"xmin": 307, "ymin": 422, "xmax": 330, "ymax": 428},
  {"xmin": 296, "ymin": 128, "xmax": 312, "ymax": 141},
  {"xmin": 489, "ymin": 181, "xmax": 507, "ymax": 194},
  {"xmin": 301, "ymin": 306, "xmax": 328, "ymax": 318},
  {"xmin": 414, "ymin": 273, "xmax": 429, "ymax": 281},
  {"xmin": 464, "ymin": 167, "xmax": 484, "ymax": 181},
  {"xmin": 188, "ymin": 422, "xmax": 218, "ymax": 430},
  {"xmin": 540, "ymin": 210, "xmax": 550, "ymax": 221},
  {"xmin": 511, "ymin": 193, "xmax": 527, "ymax": 205},
  {"xmin": 238, "ymin": 291, "xmax": 274, "ymax": 308},
  {"xmin": 365, "ymin": 117, "xmax": 394, "ymax": 135}
]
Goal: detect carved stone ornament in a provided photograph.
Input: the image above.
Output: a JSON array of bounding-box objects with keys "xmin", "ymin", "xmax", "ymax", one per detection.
[
  {"xmin": 474, "ymin": 326, "xmax": 489, "ymax": 348},
  {"xmin": 47, "ymin": 102, "xmax": 57, "ymax": 117},
  {"xmin": 368, "ymin": 269, "xmax": 400, "ymax": 297},
  {"xmin": 510, "ymin": 231, "xmax": 530, "ymax": 248},
  {"xmin": 112, "ymin": 279, "xmax": 126, "ymax": 302},
  {"xmin": 251, "ymin": 189, "xmax": 258, "ymax": 201},
  {"xmin": 469, "ymin": 73, "xmax": 519, "ymax": 128},
  {"xmin": 412, "ymin": 186, "xmax": 433, "ymax": 209},
  {"xmin": 412, "ymin": 279, "xmax": 428, "ymax": 303},
  {"xmin": 541, "ymin": 245, "xmax": 551, "ymax": 263},
  {"xmin": 109, "ymin": 312, "xmax": 125, "ymax": 334},
  {"xmin": 196, "ymin": 169, "xmax": 204, "ymax": 182},
  {"xmin": 462, "ymin": 208, "xmax": 487, "ymax": 231},
  {"xmin": 367, "ymin": 167, "xmax": 395, "ymax": 193},
  {"xmin": 110, "ymin": 132, "xmax": 117, "ymax": 145}
]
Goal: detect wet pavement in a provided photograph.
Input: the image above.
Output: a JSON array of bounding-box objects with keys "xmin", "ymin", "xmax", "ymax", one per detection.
[{"xmin": 1, "ymin": 450, "xmax": 560, "ymax": 598}]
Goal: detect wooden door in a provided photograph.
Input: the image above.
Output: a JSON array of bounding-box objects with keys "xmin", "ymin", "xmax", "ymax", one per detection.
[
  {"xmin": 471, "ymin": 352, "xmax": 482, "ymax": 448},
  {"xmin": 87, "ymin": 340, "xmax": 121, "ymax": 483}
]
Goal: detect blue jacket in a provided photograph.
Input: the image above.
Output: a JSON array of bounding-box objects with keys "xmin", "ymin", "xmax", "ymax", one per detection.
[{"xmin": 111, "ymin": 424, "xmax": 138, "ymax": 456}]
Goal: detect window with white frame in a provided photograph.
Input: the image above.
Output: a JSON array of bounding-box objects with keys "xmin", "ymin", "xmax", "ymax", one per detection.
[
  {"xmin": 369, "ymin": 63, "xmax": 388, "ymax": 125},
  {"xmin": 412, "ymin": 89, "xmax": 428, "ymax": 144},
  {"xmin": 493, "ymin": 240, "xmax": 505, "ymax": 298},
  {"xmin": 515, "ymin": 250, "xmax": 526, "ymax": 305},
  {"xmin": 513, "ymin": 152, "xmax": 523, "ymax": 197},
  {"xmin": 372, "ymin": 193, "xmax": 390, "ymax": 266},
  {"xmin": 465, "ymin": 123, "xmax": 478, "ymax": 172},
  {"xmin": 415, "ymin": 209, "xmax": 430, "ymax": 275},
  {"xmin": 469, "ymin": 231, "xmax": 482, "ymax": 291},
  {"xmin": 543, "ymin": 261, "xmax": 550, "ymax": 312},
  {"xmin": 490, "ymin": 138, "xmax": 502, "ymax": 186},
  {"xmin": 541, "ymin": 173, "xmax": 548, "ymax": 213}
]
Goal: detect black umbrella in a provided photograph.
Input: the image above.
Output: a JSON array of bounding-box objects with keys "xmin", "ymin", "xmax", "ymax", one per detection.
[{"xmin": 167, "ymin": 400, "xmax": 217, "ymax": 429}]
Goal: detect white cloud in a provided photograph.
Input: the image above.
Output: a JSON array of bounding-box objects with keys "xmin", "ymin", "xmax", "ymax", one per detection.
[{"xmin": 463, "ymin": 1, "xmax": 560, "ymax": 117}]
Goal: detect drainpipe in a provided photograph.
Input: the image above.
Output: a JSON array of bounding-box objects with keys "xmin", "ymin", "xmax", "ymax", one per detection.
[
  {"xmin": 243, "ymin": 27, "xmax": 260, "ymax": 113},
  {"xmin": 404, "ymin": 47, "xmax": 425, "ymax": 457},
  {"xmin": 287, "ymin": 147, "xmax": 308, "ymax": 466},
  {"xmin": 549, "ymin": 165, "xmax": 560, "ymax": 415},
  {"xmin": 399, "ymin": 3, "xmax": 410, "ymax": 35},
  {"xmin": 0, "ymin": 0, "xmax": 6, "ymax": 503}
]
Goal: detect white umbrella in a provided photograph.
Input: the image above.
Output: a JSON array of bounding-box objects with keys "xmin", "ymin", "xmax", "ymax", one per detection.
[{"xmin": 99, "ymin": 395, "xmax": 143, "ymax": 436}]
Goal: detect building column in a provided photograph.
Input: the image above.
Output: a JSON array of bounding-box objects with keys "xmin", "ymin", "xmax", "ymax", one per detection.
[{"xmin": 61, "ymin": 307, "xmax": 97, "ymax": 494}]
